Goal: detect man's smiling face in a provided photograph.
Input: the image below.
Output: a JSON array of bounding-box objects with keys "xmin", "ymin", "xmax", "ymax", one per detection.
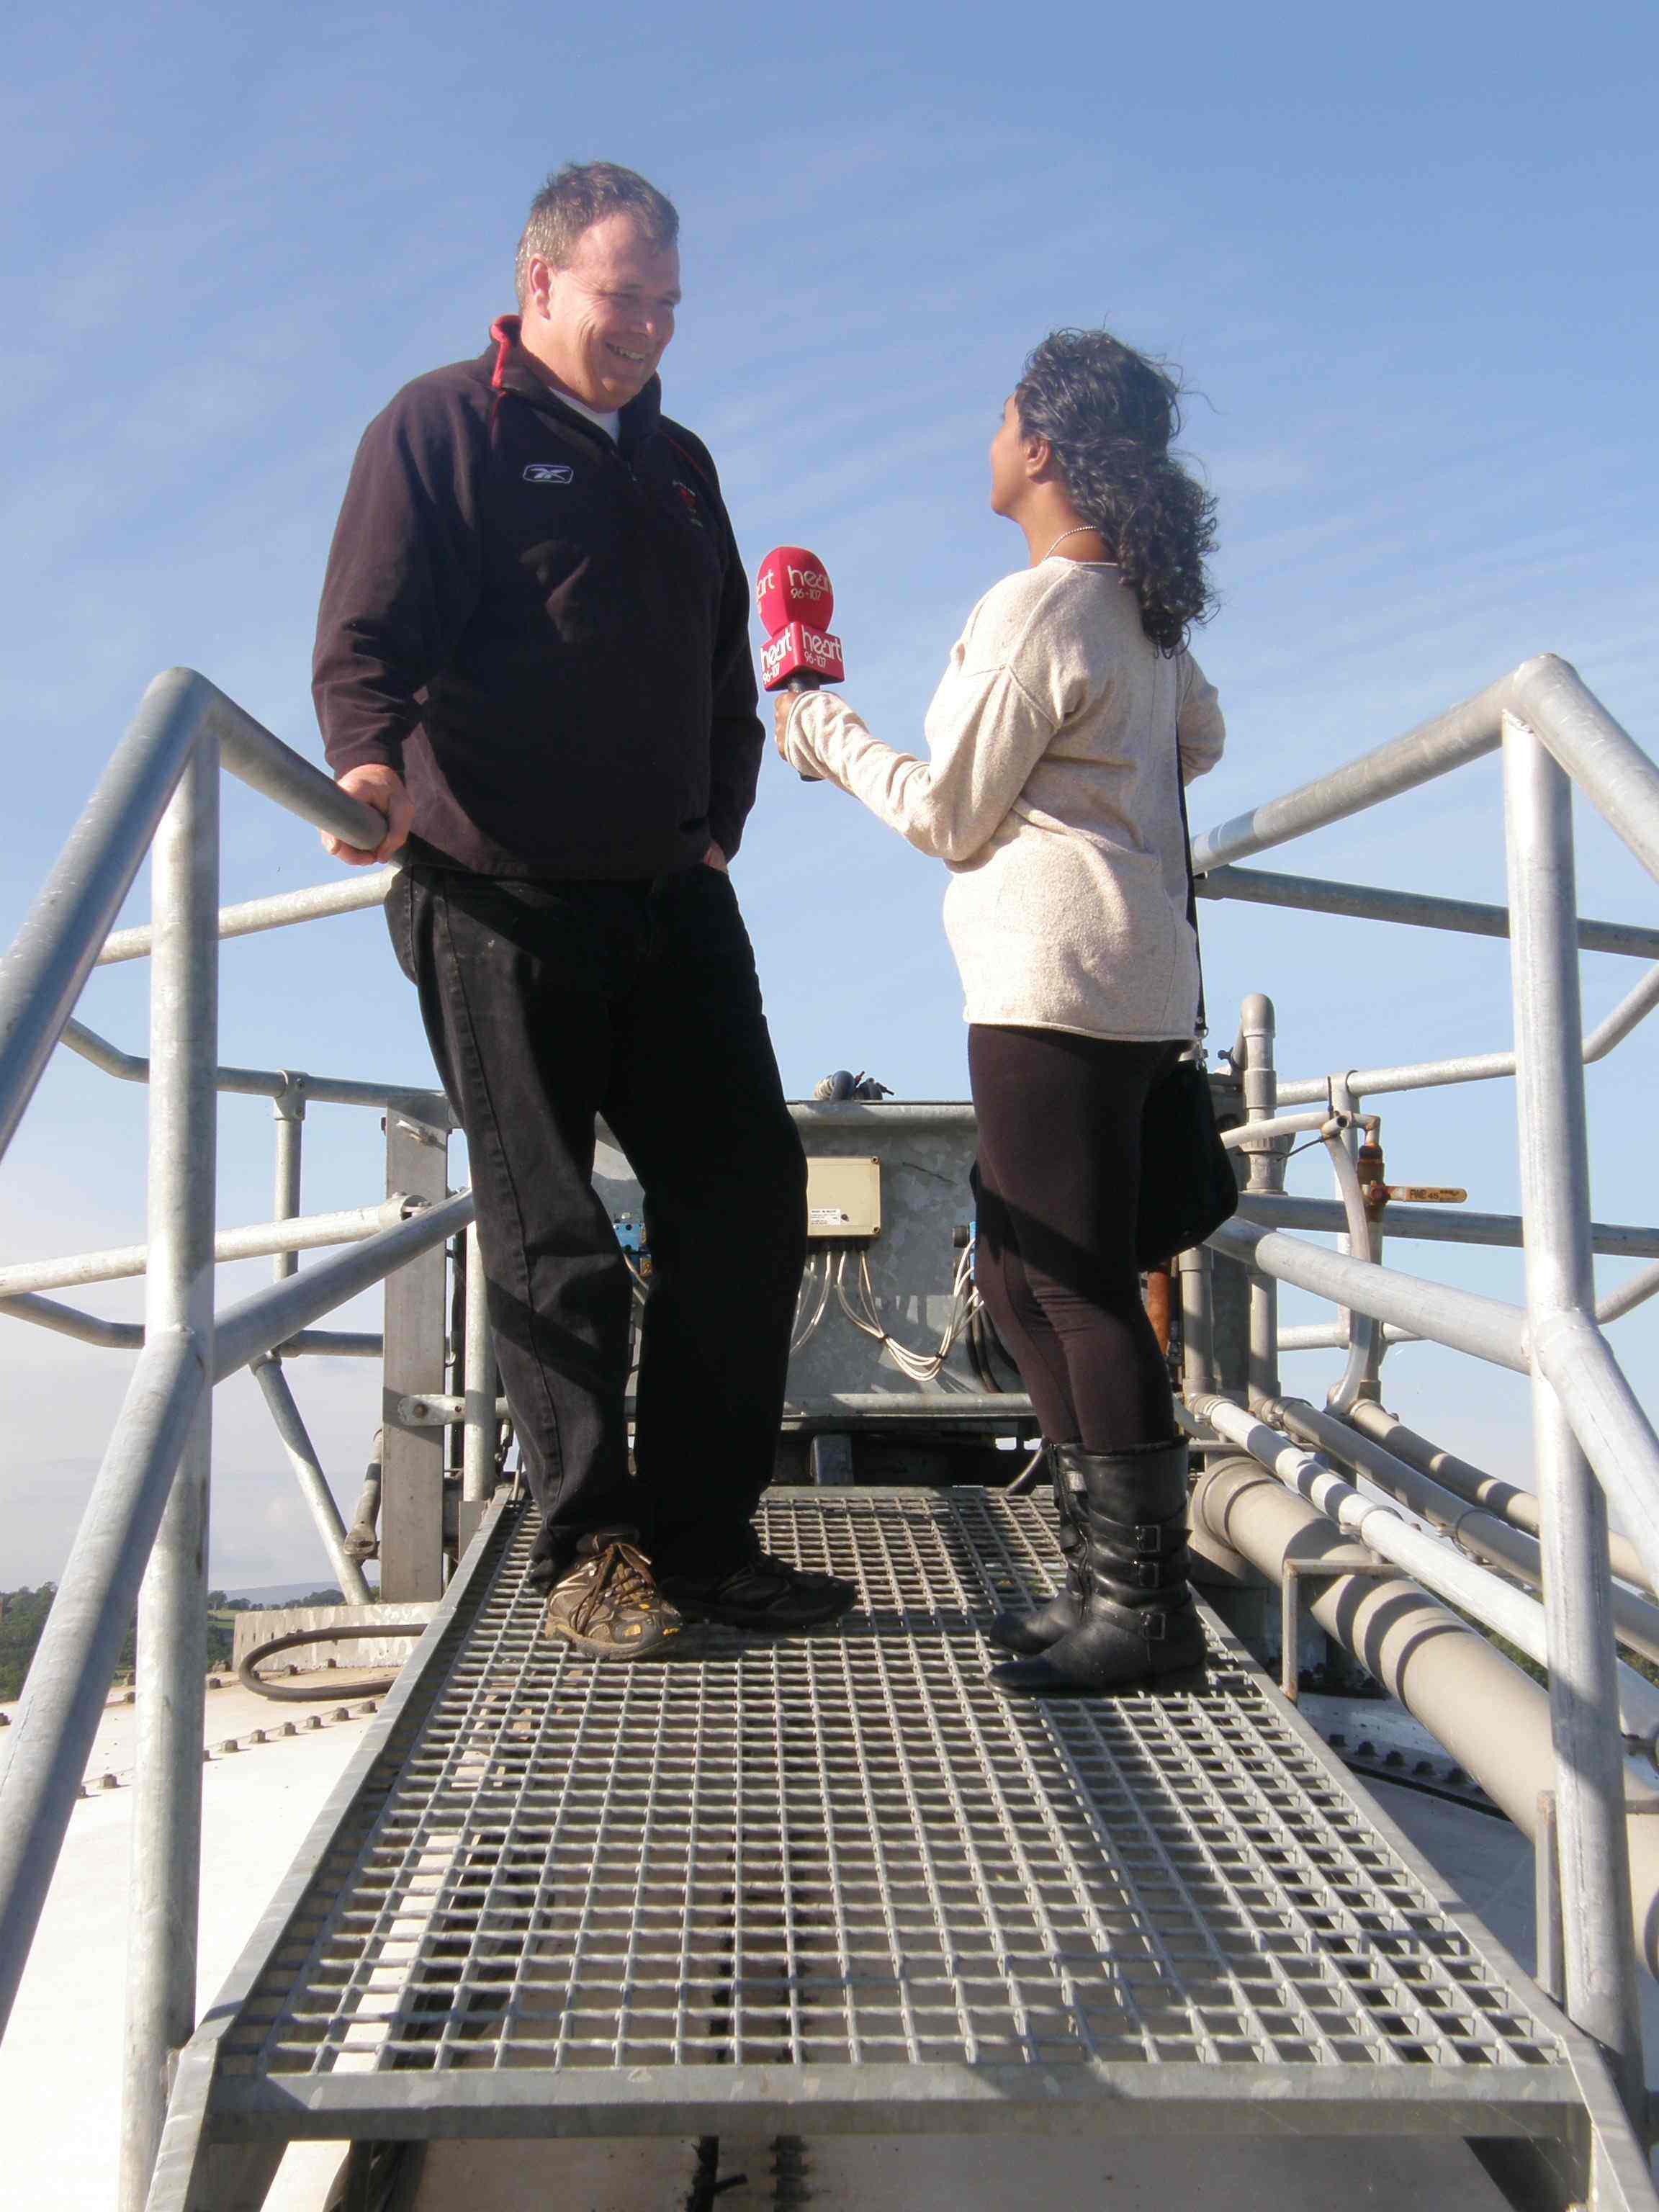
[{"xmin": 525, "ymin": 212, "xmax": 681, "ymax": 412}]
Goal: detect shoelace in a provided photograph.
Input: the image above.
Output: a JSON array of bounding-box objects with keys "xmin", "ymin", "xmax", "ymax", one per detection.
[{"xmin": 570, "ymin": 1539, "xmax": 659, "ymax": 1633}]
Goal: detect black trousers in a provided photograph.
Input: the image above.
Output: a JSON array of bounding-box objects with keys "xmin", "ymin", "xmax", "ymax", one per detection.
[
  {"xmin": 968, "ymin": 1025, "xmax": 1184, "ymax": 1455},
  {"xmin": 387, "ymin": 863, "xmax": 807, "ymax": 1588}
]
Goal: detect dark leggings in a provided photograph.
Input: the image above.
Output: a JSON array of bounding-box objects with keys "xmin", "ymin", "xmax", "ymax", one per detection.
[{"xmin": 968, "ymin": 1025, "xmax": 1184, "ymax": 1455}]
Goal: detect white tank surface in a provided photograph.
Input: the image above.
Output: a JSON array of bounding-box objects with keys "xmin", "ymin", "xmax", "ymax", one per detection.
[{"xmin": 0, "ymin": 1677, "xmax": 385, "ymax": 2212}]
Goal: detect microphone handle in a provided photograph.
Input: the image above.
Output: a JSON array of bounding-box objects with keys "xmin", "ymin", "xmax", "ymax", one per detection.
[{"xmin": 785, "ymin": 673, "xmax": 822, "ymax": 784}]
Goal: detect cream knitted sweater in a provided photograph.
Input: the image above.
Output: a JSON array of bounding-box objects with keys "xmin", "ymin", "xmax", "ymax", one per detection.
[{"xmin": 779, "ymin": 559, "xmax": 1226, "ymax": 1042}]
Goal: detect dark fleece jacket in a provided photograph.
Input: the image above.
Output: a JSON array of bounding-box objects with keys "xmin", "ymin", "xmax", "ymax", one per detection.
[{"xmin": 313, "ymin": 318, "xmax": 763, "ymax": 877}]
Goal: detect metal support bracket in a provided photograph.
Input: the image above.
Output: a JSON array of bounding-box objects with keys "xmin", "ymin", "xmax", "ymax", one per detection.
[
  {"xmin": 1534, "ymin": 1785, "xmax": 1659, "ymax": 2002},
  {"xmin": 1534, "ymin": 1787, "xmax": 1659, "ymax": 2154},
  {"xmin": 809, "ymin": 1433, "xmax": 856, "ymax": 1485},
  {"xmin": 397, "ymin": 1392, "xmax": 510, "ymax": 1427},
  {"xmin": 1280, "ymin": 1552, "xmax": 1397, "ymax": 1702}
]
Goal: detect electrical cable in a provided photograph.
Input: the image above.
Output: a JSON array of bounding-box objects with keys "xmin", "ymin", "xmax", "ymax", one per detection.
[
  {"xmin": 979, "ymin": 1303, "xmax": 1025, "ymax": 1391},
  {"xmin": 966, "ymin": 1306, "xmax": 1000, "ymax": 1393},
  {"xmin": 965, "ymin": 1280, "xmax": 1023, "ymax": 1395},
  {"xmin": 832, "ymin": 1244, "xmax": 981, "ymax": 1382},
  {"xmin": 1005, "ymin": 1442, "xmax": 1048, "ymax": 1496},
  {"xmin": 791, "ymin": 1248, "xmax": 833, "ymax": 1352},
  {"xmin": 961, "ymin": 1230, "xmax": 1025, "ymax": 1395},
  {"xmin": 237, "ymin": 1621, "xmax": 426, "ymax": 1702}
]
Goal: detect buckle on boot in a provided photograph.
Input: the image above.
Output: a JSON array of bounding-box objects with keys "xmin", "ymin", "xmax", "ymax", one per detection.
[
  {"xmin": 1143, "ymin": 1609, "xmax": 1169, "ymax": 1642},
  {"xmin": 1133, "ymin": 1522, "xmax": 1165, "ymax": 1556},
  {"xmin": 1132, "ymin": 1558, "xmax": 1167, "ymax": 1591}
]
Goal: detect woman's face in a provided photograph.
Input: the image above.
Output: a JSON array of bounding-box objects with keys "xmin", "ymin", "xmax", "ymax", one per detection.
[{"xmin": 989, "ymin": 395, "xmax": 1030, "ymax": 517}]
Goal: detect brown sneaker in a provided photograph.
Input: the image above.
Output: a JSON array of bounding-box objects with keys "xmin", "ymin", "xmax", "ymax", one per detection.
[{"xmin": 540, "ymin": 1534, "xmax": 683, "ymax": 1659}]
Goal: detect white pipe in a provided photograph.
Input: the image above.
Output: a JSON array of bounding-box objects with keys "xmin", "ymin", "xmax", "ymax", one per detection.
[
  {"xmin": 1187, "ymin": 1451, "xmax": 1659, "ymax": 1976},
  {"xmin": 1189, "ymin": 1393, "xmax": 1659, "ymax": 1753},
  {"xmin": 1218, "ymin": 1108, "xmax": 1335, "ymax": 1152},
  {"xmin": 1270, "ymin": 1393, "xmax": 1659, "ymax": 1668},
  {"xmin": 1341, "ymin": 1398, "xmax": 1653, "ymax": 1596}
]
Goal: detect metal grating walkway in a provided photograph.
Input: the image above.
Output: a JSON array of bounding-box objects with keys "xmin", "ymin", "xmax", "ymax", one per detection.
[{"xmin": 154, "ymin": 1490, "xmax": 1653, "ymax": 2209}]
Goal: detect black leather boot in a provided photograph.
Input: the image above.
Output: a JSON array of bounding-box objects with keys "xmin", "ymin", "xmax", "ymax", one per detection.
[
  {"xmin": 990, "ymin": 1438, "xmax": 1206, "ymax": 1696},
  {"xmin": 985, "ymin": 1442, "xmax": 1087, "ymax": 1655}
]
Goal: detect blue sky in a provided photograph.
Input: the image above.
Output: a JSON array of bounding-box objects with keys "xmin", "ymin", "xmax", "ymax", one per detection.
[{"xmin": 1, "ymin": 0, "xmax": 1655, "ymax": 1588}]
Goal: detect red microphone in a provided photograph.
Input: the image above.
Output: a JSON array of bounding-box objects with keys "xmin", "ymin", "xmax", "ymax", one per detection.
[
  {"xmin": 757, "ymin": 545, "xmax": 844, "ymax": 783},
  {"xmin": 757, "ymin": 545, "xmax": 845, "ymax": 693}
]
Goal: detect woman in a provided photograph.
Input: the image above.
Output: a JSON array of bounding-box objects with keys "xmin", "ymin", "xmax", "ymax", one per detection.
[{"xmin": 775, "ymin": 328, "xmax": 1224, "ymax": 1696}]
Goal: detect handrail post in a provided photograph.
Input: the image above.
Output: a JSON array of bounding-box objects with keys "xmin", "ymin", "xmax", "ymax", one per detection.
[
  {"xmin": 120, "ymin": 736, "xmax": 220, "ymax": 2210},
  {"xmin": 271, "ymin": 1077, "xmax": 306, "ymax": 1281},
  {"xmin": 462, "ymin": 1222, "xmax": 498, "ymax": 1509},
  {"xmin": 379, "ymin": 1111, "xmax": 451, "ymax": 1598},
  {"xmin": 1323, "ymin": 1078, "xmax": 1385, "ymax": 1414},
  {"xmin": 256, "ymin": 1070, "xmax": 378, "ymax": 1600},
  {"xmin": 1238, "ymin": 994, "xmax": 1282, "ymax": 1404},
  {"xmin": 1502, "ymin": 712, "xmax": 1645, "ymax": 2117},
  {"xmin": 1177, "ymin": 1244, "xmax": 1216, "ymax": 1396}
]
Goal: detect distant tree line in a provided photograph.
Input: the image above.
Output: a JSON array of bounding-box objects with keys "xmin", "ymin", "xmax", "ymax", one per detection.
[{"xmin": 0, "ymin": 1586, "xmax": 344, "ymax": 1701}]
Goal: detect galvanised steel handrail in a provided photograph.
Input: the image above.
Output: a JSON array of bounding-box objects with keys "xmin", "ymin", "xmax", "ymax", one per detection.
[
  {"xmin": 0, "ymin": 1197, "xmax": 414, "ymax": 1299},
  {"xmin": 1183, "ymin": 654, "xmax": 1659, "ymax": 2116},
  {"xmin": 0, "ymin": 670, "xmax": 476, "ymax": 2211},
  {"xmin": 1186, "ymin": 652, "xmax": 1659, "ymax": 876},
  {"xmin": 1, "ymin": 650, "xmax": 1656, "ymax": 2197},
  {"xmin": 1197, "ymin": 860, "xmax": 1659, "ymax": 958},
  {"xmin": 1270, "ymin": 950, "xmax": 1659, "ymax": 1105},
  {"xmin": 94, "ymin": 866, "xmax": 398, "ymax": 967},
  {"xmin": 0, "ymin": 671, "xmax": 383, "ymax": 1165},
  {"xmin": 59, "ymin": 1012, "xmax": 454, "ymax": 1120}
]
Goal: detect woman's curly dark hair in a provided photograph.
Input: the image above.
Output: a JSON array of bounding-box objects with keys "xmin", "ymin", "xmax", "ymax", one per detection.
[{"xmin": 1015, "ymin": 329, "xmax": 1217, "ymax": 655}]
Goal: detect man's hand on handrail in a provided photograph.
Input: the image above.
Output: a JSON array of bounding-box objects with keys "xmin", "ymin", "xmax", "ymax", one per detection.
[{"xmin": 325, "ymin": 765, "xmax": 413, "ymax": 865}]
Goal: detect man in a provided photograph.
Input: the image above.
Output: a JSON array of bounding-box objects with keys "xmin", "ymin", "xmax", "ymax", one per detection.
[{"xmin": 313, "ymin": 161, "xmax": 851, "ymax": 1656}]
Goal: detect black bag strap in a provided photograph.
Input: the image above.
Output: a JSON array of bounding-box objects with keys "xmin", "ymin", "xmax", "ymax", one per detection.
[{"xmin": 1173, "ymin": 713, "xmax": 1208, "ymax": 1040}]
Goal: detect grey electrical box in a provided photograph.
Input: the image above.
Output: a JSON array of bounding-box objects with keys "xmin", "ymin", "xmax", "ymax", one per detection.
[{"xmin": 806, "ymin": 1156, "xmax": 881, "ymax": 1240}]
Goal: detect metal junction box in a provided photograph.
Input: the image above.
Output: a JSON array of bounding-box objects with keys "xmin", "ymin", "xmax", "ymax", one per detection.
[{"xmin": 805, "ymin": 1154, "xmax": 881, "ymax": 1240}]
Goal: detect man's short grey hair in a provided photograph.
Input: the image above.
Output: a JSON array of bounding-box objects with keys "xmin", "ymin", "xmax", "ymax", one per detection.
[{"xmin": 515, "ymin": 162, "xmax": 680, "ymax": 305}]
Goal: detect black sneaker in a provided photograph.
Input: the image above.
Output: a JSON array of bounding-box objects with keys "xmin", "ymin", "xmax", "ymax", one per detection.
[
  {"xmin": 541, "ymin": 1534, "xmax": 683, "ymax": 1659},
  {"xmin": 660, "ymin": 1547, "xmax": 856, "ymax": 1630}
]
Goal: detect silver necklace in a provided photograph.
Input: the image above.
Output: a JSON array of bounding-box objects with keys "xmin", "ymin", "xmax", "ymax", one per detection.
[{"xmin": 1043, "ymin": 526, "xmax": 1115, "ymax": 561}]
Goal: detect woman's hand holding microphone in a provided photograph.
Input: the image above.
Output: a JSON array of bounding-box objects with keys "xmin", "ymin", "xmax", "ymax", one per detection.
[
  {"xmin": 773, "ymin": 689, "xmax": 817, "ymax": 775},
  {"xmin": 757, "ymin": 544, "xmax": 845, "ymax": 786}
]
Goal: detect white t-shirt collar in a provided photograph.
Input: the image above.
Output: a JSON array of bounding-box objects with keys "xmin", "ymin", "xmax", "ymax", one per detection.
[{"xmin": 552, "ymin": 387, "xmax": 621, "ymax": 441}]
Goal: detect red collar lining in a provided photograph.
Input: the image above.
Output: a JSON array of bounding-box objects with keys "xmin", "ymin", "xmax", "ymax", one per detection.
[{"xmin": 489, "ymin": 313, "xmax": 520, "ymax": 392}]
